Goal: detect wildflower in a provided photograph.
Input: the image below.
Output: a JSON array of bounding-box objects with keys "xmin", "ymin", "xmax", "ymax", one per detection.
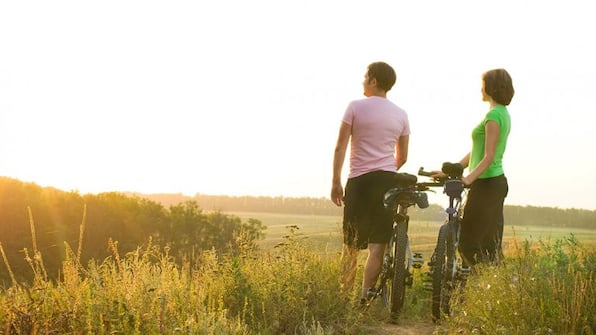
[{"xmin": 511, "ymin": 274, "xmax": 519, "ymax": 283}]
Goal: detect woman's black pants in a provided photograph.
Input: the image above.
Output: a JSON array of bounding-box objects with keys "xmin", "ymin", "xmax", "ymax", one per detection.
[{"xmin": 459, "ymin": 174, "xmax": 508, "ymax": 266}]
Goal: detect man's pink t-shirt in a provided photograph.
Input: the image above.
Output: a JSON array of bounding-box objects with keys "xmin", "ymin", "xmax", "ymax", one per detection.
[{"xmin": 342, "ymin": 96, "xmax": 410, "ymax": 179}]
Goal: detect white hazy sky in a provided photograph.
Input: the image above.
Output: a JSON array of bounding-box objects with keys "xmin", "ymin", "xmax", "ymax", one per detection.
[{"xmin": 1, "ymin": 1, "xmax": 595, "ymax": 210}]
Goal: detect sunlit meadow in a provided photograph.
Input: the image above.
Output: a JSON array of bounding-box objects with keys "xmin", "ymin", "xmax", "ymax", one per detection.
[{"xmin": 0, "ymin": 213, "xmax": 594, "ymax": 334}]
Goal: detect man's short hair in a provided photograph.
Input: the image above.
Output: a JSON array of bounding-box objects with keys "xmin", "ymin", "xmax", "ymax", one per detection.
[{"xmin": 367, "ymin": 62, "xmax": 397, "ymax": 92}]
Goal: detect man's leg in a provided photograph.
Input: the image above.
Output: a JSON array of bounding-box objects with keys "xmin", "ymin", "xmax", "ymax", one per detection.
[{"xmin": 361, "ymin": 242, "xmax": 386, "ymax": 299}]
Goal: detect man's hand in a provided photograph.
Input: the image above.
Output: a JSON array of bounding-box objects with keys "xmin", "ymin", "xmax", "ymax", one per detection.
[{"xmin": 331, "ymin": 181, "xmax": 344, "ymax": 207}]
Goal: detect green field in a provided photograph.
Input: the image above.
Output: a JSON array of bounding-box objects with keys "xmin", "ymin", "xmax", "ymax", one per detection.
[
  {"xmin": 232, "ymin": 211, "xmax": 596, "ymax": 256},
  {"xmin": 231, "ymin": 211, "xmax": 345, "ymax": 249}
]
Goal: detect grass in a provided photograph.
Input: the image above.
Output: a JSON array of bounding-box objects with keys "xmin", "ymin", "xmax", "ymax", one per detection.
[
  {"xmin": 440, "ymin": 235, "xmax": 595, "ymax": 334},
  {"xmin": 0, "ymin": 219, "xmax": 366, "ymax": 334},
  {"xmin": 1, "ymin": 211, "xmax": 595, "ymax": 334},
  {"xmin": 231, "ymin": 211, "xmax": 596, "ymax": 253}
]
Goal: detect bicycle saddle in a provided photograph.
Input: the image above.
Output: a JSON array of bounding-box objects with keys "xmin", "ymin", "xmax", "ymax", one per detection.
[{"xmin": 394, "ymin": 173, "xmax": 417, "ymax": 187}]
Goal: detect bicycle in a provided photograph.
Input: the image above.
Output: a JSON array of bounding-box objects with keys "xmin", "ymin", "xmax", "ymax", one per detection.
[
  {"xmin": 362, "ymin": 172, "xmax": 430, "ymax": 320},
  {"xmin": 418, "ymin": 162, "xmax": 471, "ymax": 322}
]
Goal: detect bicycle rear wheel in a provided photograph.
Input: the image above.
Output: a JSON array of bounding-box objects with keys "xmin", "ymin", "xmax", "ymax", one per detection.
[
  {"xmin": 390, "ymin": 220, "xmax": 408, "ymax": 318},
  {"xmin": 431, "ymin": 223, "xmax": 449, "ymax": 321},
  {"xmin": 381, "ymin": 233, "xmax": 396, "ymax": 306}
]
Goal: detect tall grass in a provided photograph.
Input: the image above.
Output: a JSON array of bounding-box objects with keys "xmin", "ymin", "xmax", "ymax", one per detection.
[
  {"xmin": 0, "ymin": 217, "xmax": 366, "ymax": 334},
  {"xmin": 1, "ymin": 210, "xmax": 594, "ymax": 334},
  {"xmin": 441, "ymin": 235, "xmax": 595, "ymax": 335}
]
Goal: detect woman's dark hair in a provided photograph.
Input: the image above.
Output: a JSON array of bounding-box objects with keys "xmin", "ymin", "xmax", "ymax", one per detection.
[
  {"xmin": 367, "ymin": 62, "xmax": 396, "ymax": 92},
  {"xmin": 483, "ymin": 68, "xmax": 515, "ymax": 105}
]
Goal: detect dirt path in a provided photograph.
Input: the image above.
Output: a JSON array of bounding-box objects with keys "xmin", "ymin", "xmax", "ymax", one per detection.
[{"xmin": 361, "ymin": 320, "xmax": 437, "ymax": 335}]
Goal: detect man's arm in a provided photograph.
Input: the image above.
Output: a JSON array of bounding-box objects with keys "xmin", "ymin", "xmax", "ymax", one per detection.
[
  {"xmin": 331, "ymin": 122, "xmax": 351, "ymax": 206},
  {"xmin": 395, "ymin": 135, "xmax": 409, "ymax": 170}
]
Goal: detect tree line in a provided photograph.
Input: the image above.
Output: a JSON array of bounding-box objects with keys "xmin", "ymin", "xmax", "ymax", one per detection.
[
  {"xmin": 1, "ymin": 177, "xmax": 594, "ymax": 284},
  {"xmin": 0, "ymin": 177, "xmax": 265, "ymax": 284},
  {"xmin": 140, "ymin": 192, "xmax": 596, "ymax": 229},
  {"xmin": 138, "ymin": 193, "xmax": 447, "ymax": 221}
]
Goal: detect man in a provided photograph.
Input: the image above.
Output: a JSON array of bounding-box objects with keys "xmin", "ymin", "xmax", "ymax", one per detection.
[{"xmin": 331, "ymin": 61, "xmax": 410, "ymax": 304}]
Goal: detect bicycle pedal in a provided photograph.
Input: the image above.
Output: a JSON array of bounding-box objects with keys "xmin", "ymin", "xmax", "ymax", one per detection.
[
  {"xmin": 405, "ymin": 274, "xmax": 414, "ymax": 287},
  {"xmin": 412, "ymin": 252, "xmax": 424, "ymax": 269},
  {"xmin": 365, "ymin": 288, "xmax": 378, "ymax": 299},
  {"xmin": 457, "ymin": 266, "xmax": 471, "ymax": 279}
]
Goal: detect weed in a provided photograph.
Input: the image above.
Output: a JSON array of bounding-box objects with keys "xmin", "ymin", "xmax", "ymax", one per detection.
[
  {"xmin": 442, "ymin": 236, "xmax": 595, "ymax": 335},
  {"xmin": 0, "ymin": 211, "xmax": 594, "ymax": 334}
]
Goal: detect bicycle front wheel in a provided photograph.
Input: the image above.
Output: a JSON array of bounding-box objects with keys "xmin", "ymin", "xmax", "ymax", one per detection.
[
  {"xmin": 431, "ymin": 223, "xmax": 451, "ymax": 322},
  {"xmin": 389, "ymin": 220, "xmax": 408, "ymax": 318}
]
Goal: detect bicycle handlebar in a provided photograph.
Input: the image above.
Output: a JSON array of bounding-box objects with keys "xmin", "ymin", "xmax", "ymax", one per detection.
[
  {"xmin": 417, "ymin": 167, "xmax": 435, "ymax": 178},
  {"xmin": 418, "ymin": 162, "xmax": 465, "ymax": 182},
  {"xmin": 418, "ymin": 163, "xmax": 470, "ymax": 200},
  {"xmin": 417, "ymin": 167, "xmax": 447, "ymax": 186},
  {"xmin": 417, "ymin": 181, "xmax": 444, "ymax": 189}
]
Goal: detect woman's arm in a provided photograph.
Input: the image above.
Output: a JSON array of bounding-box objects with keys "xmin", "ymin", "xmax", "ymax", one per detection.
[
  {"xmin": 462, "ymin": 120, "xmax": 499, "ymax": 185},
  {"xmin": 459, "ymin": 152, "xmax": 470, "ymax": 168}
]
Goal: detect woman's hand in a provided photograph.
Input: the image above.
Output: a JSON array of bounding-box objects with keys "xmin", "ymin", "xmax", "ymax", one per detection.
[
  {"xmin": 462, "ymin": 175, "xmax": 473, "ymax": 186},
  {"xmin": 430, "ymin": 170, "xmax": 446, "ymax": 180}
]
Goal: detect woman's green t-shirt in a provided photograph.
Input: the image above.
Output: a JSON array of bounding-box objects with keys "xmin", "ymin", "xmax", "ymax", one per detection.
[{"xmin": 469, "ymin": 105, "xmax": 511, "ymax": 179}]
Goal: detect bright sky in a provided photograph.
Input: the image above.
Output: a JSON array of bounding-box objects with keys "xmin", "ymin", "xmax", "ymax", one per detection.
[{"xmin": 1, "ymin": 1, "xmax": 595, "ymax": 210}]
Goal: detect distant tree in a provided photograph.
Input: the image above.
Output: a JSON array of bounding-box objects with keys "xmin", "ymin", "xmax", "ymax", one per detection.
[
  {"xmin": 0, "ymin": 178, "xmax": 270, "ymax": 284},
  {"xmin": 0, "ymin": 177, "xmax": 85, "ymax": 281},
  {"xmin": 138, "ymin": 192, "xmax": 596, "ymax": 229},
  {"xmin": 166, "ymin": 200, "xmax": 207, "ymax": 255},
  {"xmin": 164, "ymin": 200, "xmax": 266, "ymax": 257}
]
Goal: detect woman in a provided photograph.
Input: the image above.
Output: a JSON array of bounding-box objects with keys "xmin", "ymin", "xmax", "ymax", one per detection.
[{"xmin": 437, "ymin": 68, "xmax": 514, "ymax": 266}]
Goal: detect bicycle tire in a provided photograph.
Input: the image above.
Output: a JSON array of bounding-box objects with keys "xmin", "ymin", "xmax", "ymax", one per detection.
[
  {"xmin": 381, "ymin": 233, "xmax": 397, "ymax": 306},
  {"xmin": 390, "ymin": 218, "xmax": 408, "ymax": 318},
  {"xmin": 431, "ymin": 223, "xmax": 449, "ymax": 321},
  {"xmin": 442, "ymin": 222, "xmax": 458, "ymax": 316}
]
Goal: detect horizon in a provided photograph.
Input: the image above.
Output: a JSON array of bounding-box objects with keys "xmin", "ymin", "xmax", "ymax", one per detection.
[
  {"xmin": 3, "ymin": 174, "xmax": 593, "ymax": 212},
  {"xmin": 1, "ymin": 1, "xmax": 595, "ymax": 211}
]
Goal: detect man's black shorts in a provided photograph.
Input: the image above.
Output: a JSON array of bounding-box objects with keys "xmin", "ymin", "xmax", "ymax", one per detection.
[{"xmin": 343, "ymin": 170, "xmax": 395, "ymax": 249}]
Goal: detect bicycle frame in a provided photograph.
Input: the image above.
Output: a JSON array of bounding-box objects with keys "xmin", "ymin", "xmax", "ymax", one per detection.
[
  {"xmin": 418, "ymin": 164, "xmax": 470, "ymax": 321},
  {"xmin": 374, "ymin": 205, "xmax": 408, "ymax": 304},
  {"xmin": 364, "ymin": 174, "xmax": 428, "ymax": 319},
  {"xmin": 443, "ymin": 180, "xmax": 465, "ymax": 282}
]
